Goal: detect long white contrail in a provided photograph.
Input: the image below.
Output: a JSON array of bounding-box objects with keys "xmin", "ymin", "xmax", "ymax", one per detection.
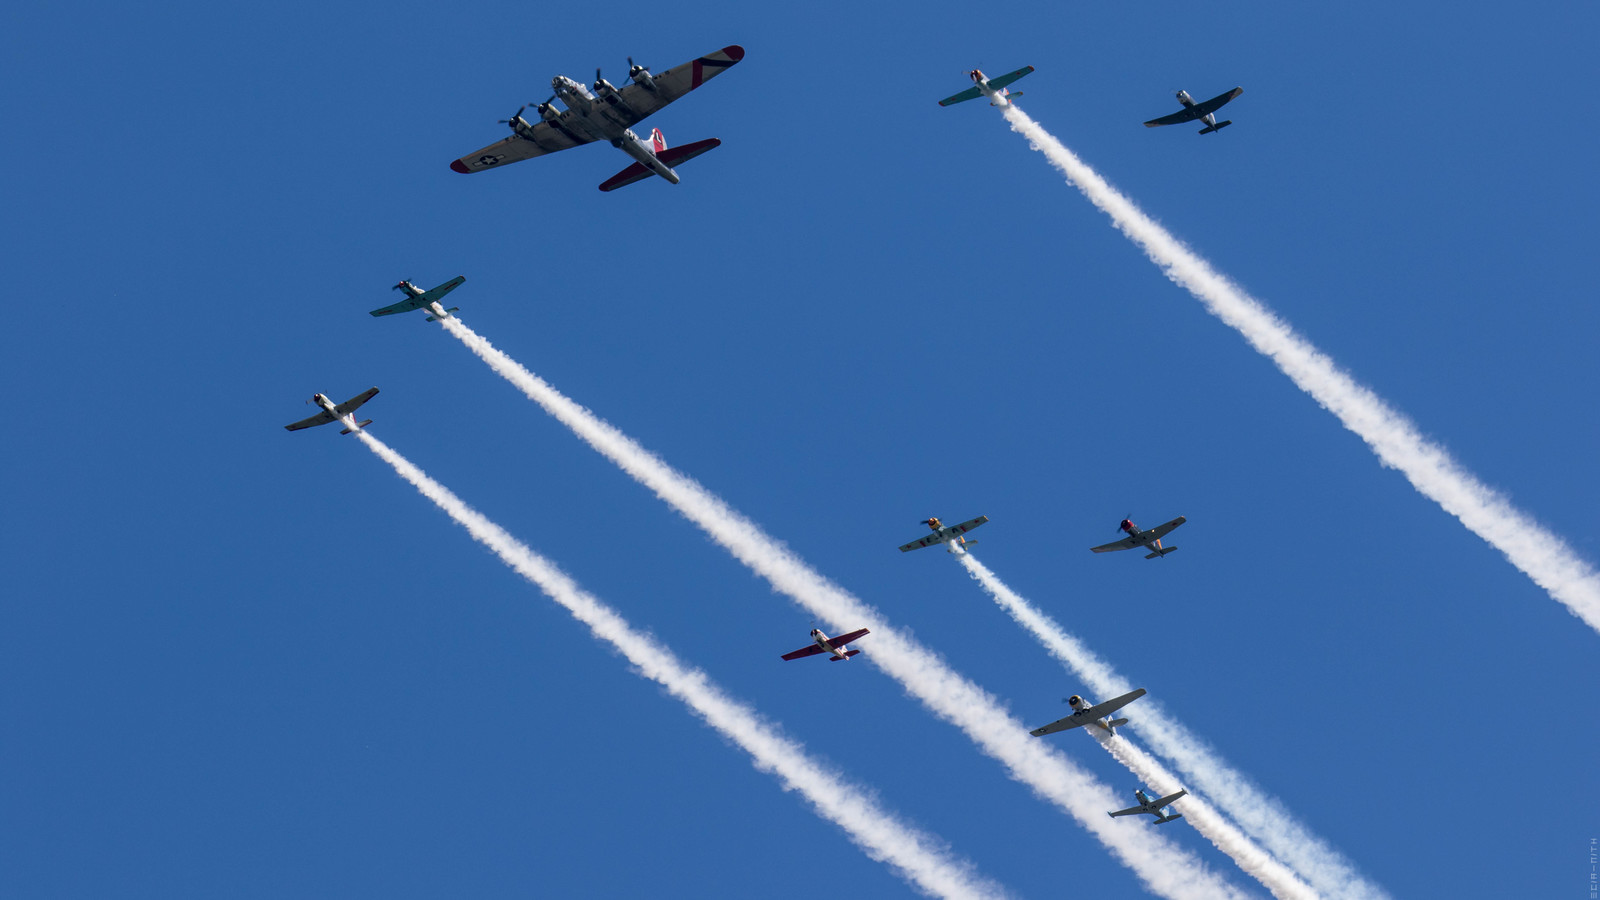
[
  {"xmin": 348, "ymin": 427, "xmax": 1010, "ymax": 900},
  {"xmin": 432, "ymin": 317, "xmax": 1290, "ymax": 900},
  {"xmin": 1000, "ymin": 105, "xmax": 1600, "ymax": 635},
  {"xmin": 959, "ymin": 552, "xmax": 1385, "ymax": 900}
]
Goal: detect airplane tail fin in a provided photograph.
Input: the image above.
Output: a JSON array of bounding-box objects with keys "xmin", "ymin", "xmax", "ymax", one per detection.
[
  {"xmin": 1106, "ymin": 717, "xmax": 1130, "ymax": 729},
  {"xmin": 1198, "ymin": 120, "xmax": 1232, "ymax": 135},
  {"xmin": 599, "ymin": 138, "xmax": 722, "ymax": 192},
  {"xmin": 1155, "ymin": 814, "xmax": 1184, "ymax": 825},
  {"xmin": 649, "ymin": 127, "xmax": 667, "ymax": 153},
  {"xmin": 424, "ymin": 307, "xmax": 460, "ymax": 322},
  {"xmin": 1144, "ymin": 546, "xmax": 1176, "ymax": 559},
  {"xmin": 340, "ymin": 419, "xmax": 373, "ymax": 435},
  {"xmin": 829, "ymin": 649, "xmax": 863, "ymax": 662}
]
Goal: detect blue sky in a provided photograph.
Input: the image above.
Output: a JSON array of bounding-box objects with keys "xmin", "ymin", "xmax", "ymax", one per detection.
[{"xmin": 4, "ymin": 1, "xmax": 1597, "ymax": 897}]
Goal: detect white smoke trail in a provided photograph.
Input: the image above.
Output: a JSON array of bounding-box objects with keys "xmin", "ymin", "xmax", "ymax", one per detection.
[
  {"xmin": 432, "ymin": 318, "xmax": 1284, "ymax": 900},
  {"xmin": 349, "ymin": 426, "xmax": 1010, "ymax": 900},
  {"xmin": 959, "ymin": 552, "xmax": 1385, "ymax": 900},
  {"xmin": 999, "ymin": 105, "xmax": 1600, "ymax": 634}
]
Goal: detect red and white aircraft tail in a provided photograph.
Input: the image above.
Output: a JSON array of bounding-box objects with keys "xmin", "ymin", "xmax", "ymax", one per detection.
[{"xmin": 599, "ymin": 131, "xmax": 722, "ymax": 192}]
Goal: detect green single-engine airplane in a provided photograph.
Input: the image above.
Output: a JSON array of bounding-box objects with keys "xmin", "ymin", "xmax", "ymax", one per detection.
[
  {"xmin": 938, "ymin": 66, "xmax": 1034, "ymax": 108},
  {"xmin": 369, "ymin": 276, "xmax": 466, "ymax": 321}
]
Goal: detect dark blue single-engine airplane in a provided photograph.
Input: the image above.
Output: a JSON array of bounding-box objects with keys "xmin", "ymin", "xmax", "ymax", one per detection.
[
  {"xmin": 369, "ymin": 276, "xmax": 466, "ymax": 322},
  {"xmin": 1144, "ymin": 87, "xmax": 1244, "ymax": 134}
]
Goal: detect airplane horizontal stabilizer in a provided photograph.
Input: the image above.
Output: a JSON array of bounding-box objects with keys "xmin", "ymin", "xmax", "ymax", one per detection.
[
  {"xmin": 599, "ymin": 138, "xmax": 722, "ymax": 192},
  {"xmin": 424, "ymin": 307, "xmax": 460, "ymax": 322},
  {"xmin": 339, "ymin": 419, "xmax": 373, "ymax": 435},
  {"xmin": 1144, "ymin": 546, "xmax": 1177, "ymax": 559},
  {"xmin": 1106, "ymin": 717, "xmax": 1129, "ymax": 729},
  {"xmin": 1198, "ymin": 120, "xmax": 1232, "ymax": 135},
  {"xmin": 828, "ymin": 649, "xmax": 862, "ymax": 662},
  {"xmin": 1155, "ymin": 814, "xmax": 1184, "ymax": 824}
]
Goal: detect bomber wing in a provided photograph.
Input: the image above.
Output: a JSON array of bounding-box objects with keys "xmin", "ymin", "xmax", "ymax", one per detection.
[
  {"xmin": 452, "ymin": 118, "xmax": 594, "ymax": 174},
  {"xmin": 599, "ymin": 46, "xmax": 746, "ymax": 129},
  {"xmin": 1146, "ymin": 516, "xmax": 1186, "ymax": 540}
]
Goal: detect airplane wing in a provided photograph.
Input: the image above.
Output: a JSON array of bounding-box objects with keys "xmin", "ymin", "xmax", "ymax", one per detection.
[
  {"xmin": 1084, "ymin": 689, "xmax": 1147, "ymax": 721},
  {"xmin": 1029, "ymin": 713, "xmax": 1090, "ymax": 736},
  {"xmin": 420, "ymin": 276, "xmax": 466, "ymax": 303},
  {"xmin": 781, "ymin": 644, "xmax": 826, "ymax": 661},
  {"xmin": 601, "ymin": 46, "xmax": 746, "ymax": 129},
  {"xmin": 368, "ymin": 297, "xmax": 423, "ymax": 317},
  {"xmin": 1090, "ymin": 537, "xmax": 1138, "ymax": 553},
  {"xmin": 1193, "ymin": 87, "xmax": 1243, "ymax": 116},
  {"xmin": 1143, "ymin": 107, "xmax": 1203, "ymax": 127},
  {"xmin": 949, "ymin": 515, "xmax": 988, "ymax": 535},
  {"xmin": 899, "ymin": 534, "xmax": 945, "ymax": 552},
  {"xmin": 830, "ymin": 628, "xmax": 870, "ymax": 646},
  {"xmin": 333, "ymin": 387, "xmax": 379, "ymax": 416},
  {"xmin": 451, "ymin": 119, "xmax": 595, "ymax": 174},
  {"xmin": 937, "ymin": 85, "xmax": 984, "ymax": 107},
  {"xmin": 985, "ymin": 65, "xmax": 1034, "ymax": 90},
  {"xmin": 1146, "ymin": 516, "xmax": 1187, "ymax": 540},
  {"xmin": 1151, "ymin": 789, "xmax": 1187, "ymax": 808},
  {"xmin": 284, "ymin": 409, "xmax": 337, "ymax": 432},
  {"xmin": 1109, "ymin": 803, "xmax": 1149, "ymax": 818}
]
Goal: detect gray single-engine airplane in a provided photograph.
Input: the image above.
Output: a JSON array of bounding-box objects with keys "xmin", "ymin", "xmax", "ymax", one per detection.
[
  {"xmin": 781, "ymin": 628, "xmax": 870, "ymax": 662},
  {"xmin": 1109, "ymin": 788, "xmax": 1188, "ymax": 825},
  {"xmin": 284, "ymin": 387, "xmax": 379, "ymax": 435},
  {"xmin": 898, "ymin": 515, "xmax": 989, "ymax": 554},
  {"xmin": 1091, "ymin": 516, "xmax": 1186, "ymax": 559},
  {"xmin": 1030, "ymin": 688, "xmax": 1147, "ymax": 737},
  {"xmin": 938, "ymin": 66, "xmax": 1034, "ymax": 108},
  {"xmin": 450, "ymin": 45, "xmax": 745, "ymax": 191},
  {"xmin": 1144, "ymin": 87, "xmax": 1244, "ymax": 134},
  {"xmin": 369, "ymin": 276, "xmax": 466, "ymax": 322}
]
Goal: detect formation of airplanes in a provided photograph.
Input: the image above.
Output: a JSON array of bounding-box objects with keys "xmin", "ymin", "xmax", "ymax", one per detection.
[{"xmin": 287, "ymin": 43, "xmax": 1237, "ymax": 827}]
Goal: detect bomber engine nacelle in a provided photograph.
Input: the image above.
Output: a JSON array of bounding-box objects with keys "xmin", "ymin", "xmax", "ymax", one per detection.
[
  {"xmin": 593, "ymin": 77, "xmax": 621, "ymax": 101},
  {"xmin": 628, "ymin": 59, "xmax": 656, "ymax": 91},
  {"xmin": 537, "ymin": 101, "xmax": 561, "ymax": 122}
]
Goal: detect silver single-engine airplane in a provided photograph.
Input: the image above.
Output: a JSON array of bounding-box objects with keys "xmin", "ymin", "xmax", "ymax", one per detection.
[
  {"xmin": 1109, "ymin": 788, "xmax": 1188, "ymax": 825},
  {"xmin": 1030, "ymin": 688, "xmax": 1147, "ymax": 737},
  {"xmin": 781, "ymin": 628, "xmax": 870, "ymax": 662},
  {"xmin": 284, "ymin": 388, "xmax": 379, "ymax": 435},
  {"xmin": 1091, "ymin": 516, "xmax": 1186, "ymax": 559},
  {"xmin": 938, "ymin": 66, "xmax": 1034, "ymax": 108},
  {"xmin": 450, "ymin": 45, "xmax": 745, "ymax": 191},
  {"xmin": 898, "ymin": 516, "xmax": 989, "ymax": 554},
  {"xmin": 370, "ymin": 276, "xmax": 466, "ymax": 322},
  {"xmin": 1144, "ymin": 87, "xmax": 1244, "ymax": 134}
]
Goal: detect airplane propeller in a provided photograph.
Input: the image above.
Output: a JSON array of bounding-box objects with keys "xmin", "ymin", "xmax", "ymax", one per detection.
[
  {"xmin": 498, "ymin": 105, "xmax": 527, "ymax": 125},
  {"xmin": 628, "ymin": 56, "xmax": 650, "ymax": 76}
]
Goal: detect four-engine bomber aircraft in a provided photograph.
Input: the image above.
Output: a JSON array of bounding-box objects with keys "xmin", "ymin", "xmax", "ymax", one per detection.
[
  {"xmin": 450, "ymin": 46, "xmax": 745, "ymax": 191},
  {"xmin": 1109, "ymin": 788, "xmax": 1188, "ymax": 825},
  {"xmin": 370, "ymin": 276, "xmax": 467, "ymax": 321},
  {"xmin": 781, "ymin": 628, "xmax": 870, "ymax": 662},
  {"xmin": 284, "ymin": 388, "xmax": 379, "ymax": 435},
  {"xmin": 1092, "ymin": 516, "xmax": 1186, "ymax": 559},
  {"xmin": 1030, "ymin": 688, "xmax": 1147, "ymax": 737},
  {"xmin": 1144, "ymin": 87, "xmax": 1244, "ymax": 134},
  {"xmin": 938, "ymin": 66, "xmax": 1035, "ymax": 108},
  {"xmin": 899, "ymin": 516, "xmax": 989, "ymax": 554}
]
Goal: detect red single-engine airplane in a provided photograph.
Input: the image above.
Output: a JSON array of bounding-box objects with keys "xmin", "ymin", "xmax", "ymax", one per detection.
[{"xmin": 781, "ymin": 628, "xmax": 870, "ymax": 662}]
